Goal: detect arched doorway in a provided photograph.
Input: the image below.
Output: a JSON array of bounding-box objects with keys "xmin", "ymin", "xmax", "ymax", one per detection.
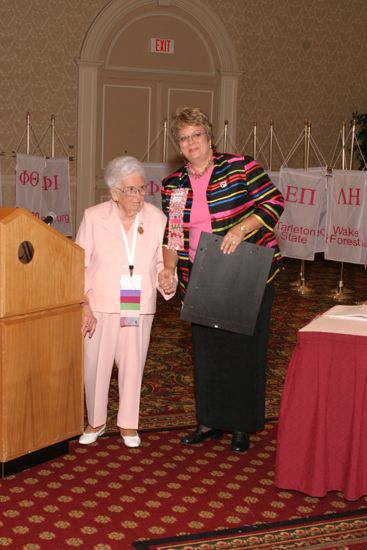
[{"xmin": 76, "ymin": 0, "xmax": 240, "ymax": 225}]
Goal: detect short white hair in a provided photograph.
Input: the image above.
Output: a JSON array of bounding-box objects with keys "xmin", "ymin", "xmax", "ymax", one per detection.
[{"xmin": 104, "ymin": 156, "xmax": 146, "ymax": 189}]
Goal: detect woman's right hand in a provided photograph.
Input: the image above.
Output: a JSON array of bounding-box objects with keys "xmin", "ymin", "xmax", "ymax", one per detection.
[
  {"xmin": 158, "ymin": 268, "xmax": 176, "ymax": 294},
  {"xmin": 81, "ymin": 303, "xmax": 97, "ymax": 338}
]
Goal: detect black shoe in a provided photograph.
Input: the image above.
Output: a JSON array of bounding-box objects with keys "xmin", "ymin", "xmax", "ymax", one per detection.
[
  {"xmin": 181, "ymin": 426, "xmax": 223, "ymax": 445},
  {"xmin": 231, "ymin": 432, "xmax": 249, "ymax": 453}
]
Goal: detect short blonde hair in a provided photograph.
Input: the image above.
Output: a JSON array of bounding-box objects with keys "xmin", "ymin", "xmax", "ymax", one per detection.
[{"xmin": 171, "ymin": 106, "xmax": 213, "ymax": 142}]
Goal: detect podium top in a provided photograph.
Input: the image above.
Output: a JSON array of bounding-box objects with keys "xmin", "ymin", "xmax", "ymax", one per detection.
[
  {"xmin": 0, "ymin": 207, "xmax": 84, "ymax": 318},
  {"xmin": 0, "ymin": 207, "xmax": 19, "ymax": 222}
]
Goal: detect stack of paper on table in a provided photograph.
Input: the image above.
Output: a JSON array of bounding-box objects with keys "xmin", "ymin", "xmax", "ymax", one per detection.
[
  {"xmin": 324, "ymin": 304, "xmax": 367, "ymax": 320},
  {"xmin": 300, "ymin": 304, "xmax": 367, "ymax": 336}
]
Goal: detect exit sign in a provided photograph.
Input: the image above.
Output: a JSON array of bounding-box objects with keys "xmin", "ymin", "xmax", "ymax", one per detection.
[{"xmin": 150, "ymin": 38, "xmax": 174, "ymax": 54}]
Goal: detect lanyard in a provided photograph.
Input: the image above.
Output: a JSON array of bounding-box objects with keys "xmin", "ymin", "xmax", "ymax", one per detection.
[{"xmin": 120, "ymin": 213, "xmax": 139, "ymax": 276}]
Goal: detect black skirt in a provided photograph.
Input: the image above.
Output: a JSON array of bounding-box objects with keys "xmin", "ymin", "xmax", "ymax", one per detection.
[{"xmin": 191, "ymin": 284, "xmax": 274, "ymax": 433}]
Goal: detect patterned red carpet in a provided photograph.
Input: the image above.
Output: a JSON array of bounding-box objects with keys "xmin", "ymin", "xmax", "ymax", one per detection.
[
  {"xmin": 1, "ymin": 424, "xmax": 366, "ymax": 549},
  {"xmin": 1, "ymin": 256, "xmax": 367, "ymax": 548}
]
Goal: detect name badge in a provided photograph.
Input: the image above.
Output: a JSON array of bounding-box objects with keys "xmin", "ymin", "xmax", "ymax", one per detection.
[{"xmin": 120, "ymin": 274, "xmax": 142, "ymax": 327}]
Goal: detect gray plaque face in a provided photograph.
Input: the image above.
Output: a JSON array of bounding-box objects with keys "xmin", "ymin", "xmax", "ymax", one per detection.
[{"xmin": 180, "ymin": 232, "xmax": 274, "ymax": 335}]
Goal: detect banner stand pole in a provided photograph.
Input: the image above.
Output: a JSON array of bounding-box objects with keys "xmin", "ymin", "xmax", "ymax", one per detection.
[
  {"xmin": 269, "ymin": 121, "xmax": 273, "ymax": 171},
  {"xmin": 162, "ymin": 118, "xmax": 168, "ymax": 163},
  {"xmin": 223, "ymin": 120, "xmax": 228, "ymax": 153},
  {"xmin": 331, "ymin": 119, "xmax": 355, "ymax": 302},
  {"xmin": 253, "ymin": 121, "xmax": 257, "ymax": 159},
  {"xmin": 26, "ymin": 112, "xmax": 30, "ymax": 155},
  {"xmin": 293, "ymin": 120, "xmax": 313, "ymax": 295},
  {"xmin": 332, "ymin": 261, "xmax": 353, "ymax": 301},
  {"xmin": 51, "ymin": 115, "xmax": 55, "ymax": 159}
]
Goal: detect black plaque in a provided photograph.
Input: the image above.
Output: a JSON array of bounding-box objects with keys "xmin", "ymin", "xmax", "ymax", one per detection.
[{"xmin": 180, "ymin": 232, "xmax": 274, "ymax": 335}]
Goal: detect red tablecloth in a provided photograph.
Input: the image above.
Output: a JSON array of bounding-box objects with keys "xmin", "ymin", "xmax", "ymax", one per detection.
[{"xmin": 275, "ymin": 329, "xmax": 367, "ymax": 501}]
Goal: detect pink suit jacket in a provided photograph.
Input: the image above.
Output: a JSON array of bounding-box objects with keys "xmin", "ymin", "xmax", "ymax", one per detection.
[{"xmin": 75, "ymin": 200, "xmax": 172, "ymax": 314}]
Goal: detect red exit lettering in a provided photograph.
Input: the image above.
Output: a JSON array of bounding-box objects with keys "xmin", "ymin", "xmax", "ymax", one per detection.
[{"xmin": 150, "ymin": 38, "xmax": 174, "ymax": 54}]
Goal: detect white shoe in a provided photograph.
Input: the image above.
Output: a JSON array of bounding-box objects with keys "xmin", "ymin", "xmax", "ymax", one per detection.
[
  {"xmin": 78, "ymin": 425, "xmax": 106, "ymax": 445},
  {"xmin": 121, "ymin": 433, "xmax": 141, "ymax": 448}
]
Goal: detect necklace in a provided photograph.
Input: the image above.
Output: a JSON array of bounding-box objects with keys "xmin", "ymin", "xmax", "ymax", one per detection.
[{"xmin": 186, "ymin": 157, "xmax": 213, "ymax": 179}]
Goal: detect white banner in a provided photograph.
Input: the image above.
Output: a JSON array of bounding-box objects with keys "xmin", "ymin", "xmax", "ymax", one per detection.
[
  {"xmin": 268, "ymin": 170, "xmax": 280, "ymax": 191},
  {"xmin": 143, "ymin": 162, "xmax": 178, "ymax": 209},
  {"xmin": 43, "ymin": 157, "xmax": 72, "ymax": 235},
  {"xmin": 16, "ymin": 154, "xmax": 72, "ymax": 236},
  {"xmin": 16, "ymin": 153, "xmax": 45, "ymax": 214},
  {"xmin": 274, "ymin": 167, "xmax": 327, "ymax": 260},
  {"xmin": 324, "ymin": 170, "xmax": 367, "ymax": 264}
]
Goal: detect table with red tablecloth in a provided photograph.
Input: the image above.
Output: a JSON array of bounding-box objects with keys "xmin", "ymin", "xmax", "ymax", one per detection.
[{"xmin": 275, "ymin": 306, "xmax": 367, "ymax": 501}]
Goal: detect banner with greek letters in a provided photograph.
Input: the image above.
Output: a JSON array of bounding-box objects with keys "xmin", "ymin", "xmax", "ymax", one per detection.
[
  {"xmin": 143, "ymin": 162, "xmax": 178, "ymax": 209},
  {"xmin": 274, "ymin": 167, "xmax": 326, "ymax": 260},
  {"xmin": 16, "ymin": 154, "xmax": 72, "ymax": 236},
  {"xmin": 324, "ymin": 170, "xmax": 367, "ymax": 264},
  {"xmin": 16, "ymin": 154, "xmax": 45, "ymax": 214},
  {"xmin": 43, "ymin": 157, "xmax": 72, "ymax": 235}
]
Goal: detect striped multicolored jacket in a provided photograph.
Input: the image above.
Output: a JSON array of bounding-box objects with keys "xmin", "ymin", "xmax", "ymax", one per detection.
[{"xmin": 162, "ymin": 152, "xmax": 284, "ymax": 298}]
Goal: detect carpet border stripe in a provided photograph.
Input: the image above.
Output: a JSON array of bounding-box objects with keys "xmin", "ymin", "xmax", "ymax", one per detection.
[{"xmin": 132, "ymin": 507, "xmax": 367, "ymax": 549}]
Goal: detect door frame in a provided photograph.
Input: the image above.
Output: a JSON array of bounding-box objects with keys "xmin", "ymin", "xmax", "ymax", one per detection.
[{"xmin": 76, "ymin": 0, "xmax": 240, "ymax": 227}]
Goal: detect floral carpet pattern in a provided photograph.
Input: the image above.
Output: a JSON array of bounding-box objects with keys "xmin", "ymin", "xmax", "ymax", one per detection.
[
  {"xmin": 1, "ymin": 257, "xmax": 367, "ymax": 549},
  {"xmin": 105, "ymin": 256, "xmax": 367, "ymax": 433},
  {"xmin": 1, "ymin": 424, "xmax": 366, "ymax": 549}
]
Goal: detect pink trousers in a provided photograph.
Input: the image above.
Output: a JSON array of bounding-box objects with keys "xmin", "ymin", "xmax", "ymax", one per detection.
[{"xmin": 83, "ymin": 312, "xmax": 154, "ymax": 429}]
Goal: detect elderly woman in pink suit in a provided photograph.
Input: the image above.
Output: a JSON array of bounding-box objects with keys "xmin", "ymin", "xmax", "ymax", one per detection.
[{"xmin": 76, "ymin": 156, "xmax": 175, "ymax": 447}]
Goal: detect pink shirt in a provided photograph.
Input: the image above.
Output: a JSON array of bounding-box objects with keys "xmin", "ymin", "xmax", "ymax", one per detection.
[{"xmin": 188, "ymin": 167, "xmax": 214, "ymax": 262}]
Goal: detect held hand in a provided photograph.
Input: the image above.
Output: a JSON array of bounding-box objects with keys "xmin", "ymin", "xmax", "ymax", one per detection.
[
  {"xmin": 158, "ymin": 268, "xmax": 176, "ymax": 294},
  {"xmin": 220, "ymin": 228, "xmax": 245, "ymax": 255},
  {"xmin": 81, "ymin": 304, "xmax": 97, "ymax": 338}
]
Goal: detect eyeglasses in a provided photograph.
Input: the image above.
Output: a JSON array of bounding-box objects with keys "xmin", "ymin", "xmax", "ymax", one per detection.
[
  {"xmin": 177, "ymin": 131, "xmax": 207, "ymax": 144},
  {"xmin": 116, "ymin": 185, "xmax": 146, "ymax": 196}
]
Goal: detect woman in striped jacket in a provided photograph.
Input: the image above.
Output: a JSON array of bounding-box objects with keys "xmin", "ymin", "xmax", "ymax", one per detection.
[{"xmin": 158, "ymin": 107, "xmax": 284, "ymax": 453}]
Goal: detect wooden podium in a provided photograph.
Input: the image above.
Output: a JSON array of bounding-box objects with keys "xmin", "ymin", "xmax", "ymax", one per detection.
[{"xmin": 0, "ymin": 208, "xmax": 84, "ymax": 476}]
